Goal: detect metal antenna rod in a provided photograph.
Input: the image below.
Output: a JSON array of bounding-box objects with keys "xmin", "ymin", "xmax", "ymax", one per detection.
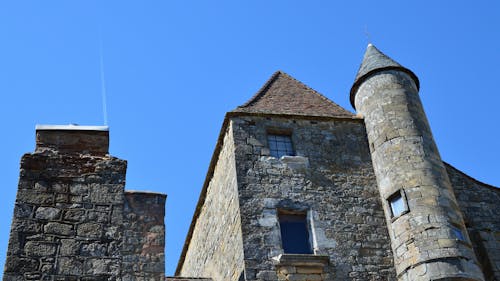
[{"xmin": 99, "ymin": 33, "xmax": 109, "ymax": 126}]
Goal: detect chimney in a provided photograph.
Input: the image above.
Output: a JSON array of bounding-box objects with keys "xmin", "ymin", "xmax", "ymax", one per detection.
[{"xmin": 35, "ymin": 124, "xmax": 109, "ymax": 155}]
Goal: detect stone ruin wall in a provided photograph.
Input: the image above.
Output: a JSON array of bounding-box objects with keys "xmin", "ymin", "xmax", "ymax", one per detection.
[
  {"xmin": 3, "ymin": 128, "xmax": 166, "ymax": 281},
  {"xmin": 177, "ymin": 121, "xmax": 245, "ymax": 281},
  {"xmin": 231, "ymin": 115, "xmax": 396, "ymax": 281},
  {"xmin": 446, "ymin": 164, "xmax": 500, "ymax": 281},
  {"xmin": 122, "ymin": 191, "xmax": 166, "ymax": 281}
]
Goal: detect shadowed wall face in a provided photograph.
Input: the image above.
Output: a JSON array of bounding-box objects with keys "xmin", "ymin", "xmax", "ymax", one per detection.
[
  {"xmin": 122, "ymin": 192, "xmax": 166, "ymax": 281},
  {"xmin": 178, "ymin": 122, "xmax": 245, "ymax": 281}
]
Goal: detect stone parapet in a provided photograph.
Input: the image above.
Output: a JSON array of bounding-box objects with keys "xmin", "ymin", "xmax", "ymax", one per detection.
[{"xmin": 122, "ymin": 191, "xmax": 167, "ymax": 281}]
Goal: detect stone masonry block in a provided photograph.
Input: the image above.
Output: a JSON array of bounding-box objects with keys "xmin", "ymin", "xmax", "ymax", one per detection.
[{"xmin": 44, "ymin": 222, "xmax": 74, "ymax": 236}]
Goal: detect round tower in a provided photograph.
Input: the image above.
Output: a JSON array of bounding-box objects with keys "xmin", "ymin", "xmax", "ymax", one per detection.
[{"xmin": 350, "ymin": 44, "xmax": 484, "ymax": 281}]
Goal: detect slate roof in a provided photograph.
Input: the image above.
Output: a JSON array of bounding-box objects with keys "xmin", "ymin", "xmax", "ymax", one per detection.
[
  {"xmin": 232, "ymin": 71, "xmax": 355, "ymax": 118},
  {"xmin": 350, "ymin": 44, "xmax": 419, "ymax": 108}
]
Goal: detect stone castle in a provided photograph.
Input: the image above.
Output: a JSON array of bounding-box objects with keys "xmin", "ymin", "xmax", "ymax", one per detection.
[{"xmin": 3, "ymin": 45, "xmax": 500, "ymax": 281}]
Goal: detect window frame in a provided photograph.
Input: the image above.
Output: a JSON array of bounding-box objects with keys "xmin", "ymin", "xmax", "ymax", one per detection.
[
  {"xmin": 277, "ymin": 209, "xmax": 313, "ymax": 255},
  {"xmin": 266, "ymin": 132, "xmax": 295, "ymax": 159},
  {"xmin": 387, "ymin": 189, "xmax": 409, "ymax": 221},
  {"xmin": 451, "ymin": 224, "xmax": 466, "ymax": 242}
]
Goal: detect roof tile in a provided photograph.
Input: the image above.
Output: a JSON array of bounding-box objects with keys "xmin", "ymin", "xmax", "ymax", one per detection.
[{"xmin": 232, "ymin": 71, "xmax": 354, "ymax": 118}]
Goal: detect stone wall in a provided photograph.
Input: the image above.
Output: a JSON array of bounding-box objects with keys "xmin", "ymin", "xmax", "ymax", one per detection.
[
  {"xmin": 165, "ymin": 277, "xmax": 212, "ymax": 281},
  {"xmin": 178, "ymin": 122, "xmax": 245, "ymax": 281},
  {"xmin": 447, "ymin": 164, "xmax": 500, "ymax": 281},
  {"xmin": 232, "ymin": 115, "xmax": 395, "ymax": 280},
  {"xmin": 4, "ymin": 129, "xmax": 127, "ymax": 281},
  {"xmin": 122, "ymin": 191, "xmax": 166, "ymax": 281}
]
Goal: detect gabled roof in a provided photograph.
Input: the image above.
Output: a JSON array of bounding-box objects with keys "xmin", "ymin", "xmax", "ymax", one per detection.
[
  {"xmin": 350, "ymin": 44, "xmax": 419, "ymax": 108},
  {"xmin": 232, "ymin": 71, "xmax": 355, "ymax": 118}
]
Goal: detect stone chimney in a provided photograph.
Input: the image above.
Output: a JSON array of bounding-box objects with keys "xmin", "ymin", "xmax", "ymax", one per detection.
[
  {"xmin": 35, "ymin": 124, "xmax": 109, "ymax": 155},
  {"xmin": 3, "ymin": 125, "xmax": 127, "ymax": 280}
]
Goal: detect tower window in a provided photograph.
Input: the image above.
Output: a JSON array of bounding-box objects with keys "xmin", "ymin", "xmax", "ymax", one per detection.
[
  {"xmin": 451, "ymin": 225, "xmax": 466, "ymax": 241},
  {"xmin": 388, "ymin": 190, "xmax": 408, "ymax": 218},
  {"xmin": 278, "ymin": 212, "xmax": 312, "ymax": 254},
  {"xmin": 267, "ymin": 134, "xmax": 295, "ymax": 158}
]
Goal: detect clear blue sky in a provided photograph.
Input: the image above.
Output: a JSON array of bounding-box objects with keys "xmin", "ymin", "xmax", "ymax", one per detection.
[{"xmin": 1, "ymin": 1, "xmax": 499, "ymax": 277}]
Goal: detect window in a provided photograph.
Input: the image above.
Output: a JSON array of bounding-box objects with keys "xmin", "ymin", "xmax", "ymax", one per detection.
[
  {"xmin": 451, "ymin": 225, "xmax": 466, "ymax": 241},
  {"xmin": 388, "ymin": 190, "xmax": 407, "ymax": 218},
  {"xmin": 278, "ymin": 212, "xmax": 312, "ymax": 254},
  {"xmin": 267, "ymin": 134, "xmax": 294, "ymax": 158}
]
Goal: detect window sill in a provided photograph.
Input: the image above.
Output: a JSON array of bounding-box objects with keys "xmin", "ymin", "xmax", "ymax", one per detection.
[
  {"xmin": 274, "ymin": 254, "xmax": 330, "ymax": 267},
  {"xmin": 280, "ymin": 155, "xmax": 309, "ymax": 169},
  {"xmin": 390, "ymin": 209, "xmax": 409, "ymax": 223}
]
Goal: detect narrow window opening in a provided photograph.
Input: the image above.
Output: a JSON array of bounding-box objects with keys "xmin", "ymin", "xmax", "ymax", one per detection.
[
  {"xmin": 267, "ymin": 134, "xmax": 295, "ymax": 158},
  {"xmin": 451, "ymin": 225, "xmax": 466, "ymax": 241},
  {"xmin": 278, "ymin": 212, "xmax": 312, "ymax": 254},
  {"xmin": 388, "ymin": 190, "xmax": 407, "ymax": 218}
]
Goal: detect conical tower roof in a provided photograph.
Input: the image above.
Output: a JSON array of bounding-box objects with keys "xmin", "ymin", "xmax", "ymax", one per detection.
[
  {"xmin": 350, "ymin": 44, "xmax": 419, "ymax": 108},
  {"xmin": 233, "ymin": 71, "xmax": 355, "ymax": 118}
]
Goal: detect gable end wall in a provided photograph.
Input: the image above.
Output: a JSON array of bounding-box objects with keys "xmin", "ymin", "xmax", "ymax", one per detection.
[{"xmin": 179, "ymin": 121, "xmax": 245, "ymax": 281}]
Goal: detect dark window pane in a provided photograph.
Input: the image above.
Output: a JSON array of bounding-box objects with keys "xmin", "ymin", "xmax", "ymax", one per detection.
[
  {"xmin": 268, "ymin": 134, "xmax": 294, "ymax": 158},
  {"xmin": 452, "ymin": 226, "xmax": 465, "ymax": 241},
  {"xmin": 279, "ymin": 213, "xmax": 311, "ymax": 254}
]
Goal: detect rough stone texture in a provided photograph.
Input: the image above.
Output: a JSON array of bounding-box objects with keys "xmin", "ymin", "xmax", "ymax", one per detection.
[
  {"xmin": 3, "ymin": 128, "xmax": 167, "ymax": 281},
  {"xmin": 122, "ymin": 191, "xmax": 166, "ymax": 281},
  {"xmin": 446, "ymin": 164, "xmax": 500, "ymax": 281},
  {"xmin": 5, "ymin": 61, "xmax": 500, "ymax": 281},
  {"xmin": 36, "ymin": 129, "xmax": 109, "ymax": 156},
  {"xmin": 232, "ymin": 116, "xmax": 395, "ymax": 280},
  {"xmin": 275, "ymin": 254, "xmax": 330, "ymax": 281},
  {"xmin": 165, "ymin": 277, "xmax": 212, "ymax": 281},
  {"xmin": 4, "ymin": 138, "xmax": 127, "ymax": 281},
  {"xmin": 354, "ymin": 69, "xmax": 484, "ymax": 280},
  {"xmin": 178, "ymin": 122, "xmax": 245, "ymax": 281}
]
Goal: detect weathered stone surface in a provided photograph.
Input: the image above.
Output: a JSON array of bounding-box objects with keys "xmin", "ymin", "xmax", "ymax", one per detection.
[
  {"xmin": 354, "ymin": 68, "xmax": 484, "ymax": 280},
  {"xmin": 178, "ymin": 123, "xmax": 245, "ymax": 281},
  {"xmin": 36, "ymin": 129, "xmax": 109, "ymax": 156},
  {"xmin": 35, "ymin": 206, "xmax": 61, "ymax": 220},
  {"xmin": 122, "ymin": 191, "xmax": 166, "ymax": 280},
  {"xmin": 447, "ymin": 164, "xmax": 500, "ymax": 281},
  {"xmin": 57, "ymin": 257, "xmax": 84, "ymax": 275},
  {"xmin": 83, "ymin": 258, "xmax": 120, "ymax": 275},
  {"xmin": 63, "ymin": 209, "xmax": 85, "ymax": 221},
  {"xmin": 77, "ymin": 222, "xmax": 102, "ymax": 238},
  {"xmin": 4, "ymin": 66, "xmax": 499, "ymax": 281},
  {"xmin": 24, "ymin": 241, "xmax": 57, "ymax": 256},
  {"xmin": 44, "ymin": 222, "xmax": 74, "ymax": 236},
  {"xmin": 3, "ymin": 128, "xmax": 128, "ymax": 280},
  {"xmin": 4, "ymin": 256, "xmax": 39, "ymax": 272},
  {"xmin": 232, "ymin": 116, "xmax": 394, "ymax": 281},
  {"xmin": 59, "ymin": 239, "xmax": 80, "ymax": 256}
]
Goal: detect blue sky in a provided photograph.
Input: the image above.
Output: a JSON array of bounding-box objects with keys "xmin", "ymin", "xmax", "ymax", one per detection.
[{"xmin": 1, "ymin": 1, "xmax": 499, "ymax": 276}]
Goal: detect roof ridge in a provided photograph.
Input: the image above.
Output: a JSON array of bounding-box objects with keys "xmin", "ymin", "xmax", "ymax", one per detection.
[
  {"xmin": 238, "ymin": 70, "xmax": 283, "ymax": 108},
  {"xmin": 239, "ymin": 70, "xmax": 352, "ymax": 115},
  {"xmin": 277, "ymin": 71, "xmax": 351, "ymax": 114}
]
